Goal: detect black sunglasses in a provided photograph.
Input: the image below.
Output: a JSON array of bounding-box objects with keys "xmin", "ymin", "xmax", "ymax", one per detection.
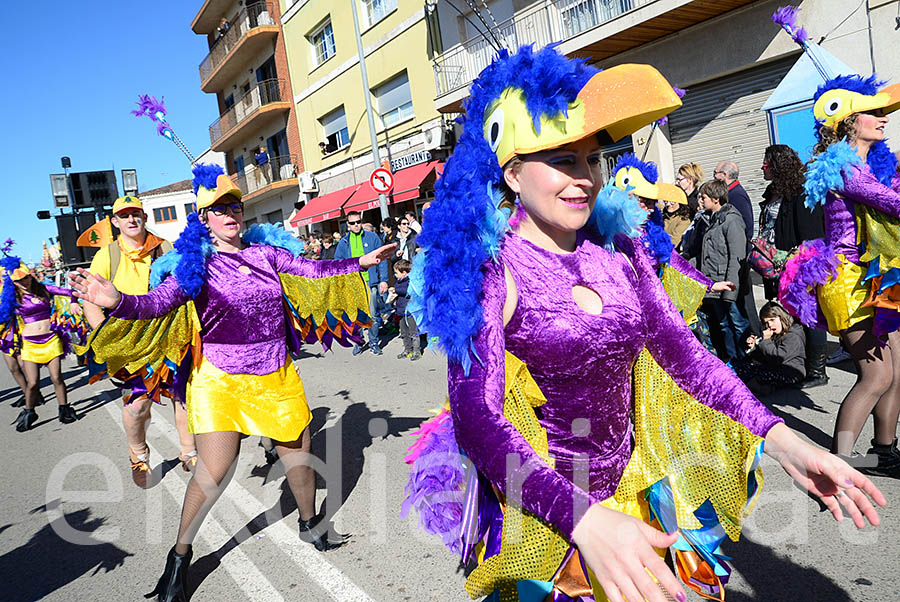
[
  {"xmin": 208, "ymin": 202, "xmax": 244, "ymax": 216},
  {"xmin": 347, "ymin": 220, "xmax": 361, "ymax": 225}
]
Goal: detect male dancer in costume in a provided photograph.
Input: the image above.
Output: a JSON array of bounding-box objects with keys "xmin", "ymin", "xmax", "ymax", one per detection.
[{"xmin": 83, "ymin": 195, "xmax": 195, "ymax": 486}]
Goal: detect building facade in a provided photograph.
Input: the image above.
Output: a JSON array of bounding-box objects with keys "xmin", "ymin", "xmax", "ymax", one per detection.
[
  {"xmin": 191, "ymin": 0, "xmax": 305, "ymax": 229},
  {"xmin": 279, "ymin": 0, "xmax": 452, "ymax": 235},
  {"xmin": 429, "ymin": 0, "xmax": 900, "ymax": 204}
]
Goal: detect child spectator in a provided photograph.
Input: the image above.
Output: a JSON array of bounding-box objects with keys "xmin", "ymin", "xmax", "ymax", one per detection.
[
  {"xmin": 736, "ymin": 301, "xmax": 806, "ymax": 394},
  {"xmin": 698, "ymin": 179, "xmax": 748, "ymax": 363},
  {"xmin": 390, "ymin": 260, "xmax": 420, "ymax": 360}
]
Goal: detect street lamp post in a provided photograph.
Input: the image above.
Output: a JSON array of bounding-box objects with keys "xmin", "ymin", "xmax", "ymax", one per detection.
[{"xmin": 349, "ymin": 0, "xmax": 389, "ymax": 220}]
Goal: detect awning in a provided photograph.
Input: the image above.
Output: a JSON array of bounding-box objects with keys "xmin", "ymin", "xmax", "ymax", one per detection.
[
  {"xmin": 342, "ymin": 161, "xmax": 442, "ymax": 213},
  {"xmin": 290, "ymin": 184, "xmax": 361, "ymax": 227}
]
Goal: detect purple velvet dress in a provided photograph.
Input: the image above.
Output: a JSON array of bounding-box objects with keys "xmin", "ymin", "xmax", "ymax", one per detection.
[
  {"xmin": 825, "ymin": 166, "xmax": 900, "ymax": 265},
  {"xmin": 111, "ymin": 245, "xmax": 360, "ymax": 375},
  {"xmin": 449, "ymin": 232, "xmax": 781, "ymax": 540}
]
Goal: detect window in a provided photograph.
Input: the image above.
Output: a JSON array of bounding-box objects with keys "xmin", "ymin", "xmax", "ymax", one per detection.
[
  {"xmin": 244, "ymin": 217, "xmax": 257, "ymax": 227},
  {"xmin": 320, "ymin": 107, "xmax": 350, "ymax": 152},
  {"xmin": 309, "ymin": 21, "xmax": 335, "ymax": 66},
  {"xmin": 223, "ymin": 94, "xmax": 235, "ymax": 110},
  {"xmin": 362, "ymin": 0, "xmax": 397, "ymax": 27},
  {"xmin": 265, "ymin": 209, "xmax": 283, "ymax": 225},
  {"xmin": 184, "ymin": 202, "xmax": 196, "ymax": 216},
  {"xmin": 235, "ymin": 154, "xmax": 246, "ymax": 175},
  {"xmin": 375, "ymin": 72, "xmax": 413, "ymax": 127},
  {"xmin": 153, "ymin": 206, "xmax": 177, "ymax": 223}
]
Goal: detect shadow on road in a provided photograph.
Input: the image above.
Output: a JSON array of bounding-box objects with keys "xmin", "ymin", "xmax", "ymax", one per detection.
[
  {"xmin": 759, "ymin": 387, "xmax": 834, "ymax": 449},
  {"xmin": 189, "ymin": 401, "xmax": 425, "ymax": 593},
  {"xmin": 0, "ymin": 507, "xmax": 132, "ymax": 601},
  {"xmin": 723, "ymin": 537, "xmax": 852, "ymax": 601}
]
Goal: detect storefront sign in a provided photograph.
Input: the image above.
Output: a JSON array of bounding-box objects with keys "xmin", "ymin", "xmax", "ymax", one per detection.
[{"xmin": 390, "ymin": 150, "xmax": 431, "ymax": 172}]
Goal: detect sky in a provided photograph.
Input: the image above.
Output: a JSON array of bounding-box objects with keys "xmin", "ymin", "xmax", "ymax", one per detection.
[{"xmin": 0, "ymin": 1, "xmax": 219, "ymax": 265}]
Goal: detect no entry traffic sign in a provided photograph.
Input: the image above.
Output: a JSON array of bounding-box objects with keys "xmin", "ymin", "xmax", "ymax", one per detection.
[{"xmin": 369, "ymin": 167, "xmax": 394, "ymax": 194}]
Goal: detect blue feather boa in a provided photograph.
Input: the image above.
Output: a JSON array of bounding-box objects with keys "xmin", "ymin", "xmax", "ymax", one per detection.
[
  {"xmin": 641, "ymin": 207, "xmax": 673, "ymax": 266},
  {"xmin": 804, "ymin": 141, "xmax": 862, "ymax": 208},
  {"xmin": 0, "ymin": 256, "xmax": 21, "ymax": 324},
  {"xmin": 149, "ymin": 217, "xmax": 303, "ymax": 296}
]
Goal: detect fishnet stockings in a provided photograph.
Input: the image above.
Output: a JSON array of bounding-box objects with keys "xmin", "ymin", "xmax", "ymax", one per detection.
[{"xmin": 833, "ymin": 322, "xmax": 900, "ymax": 455}]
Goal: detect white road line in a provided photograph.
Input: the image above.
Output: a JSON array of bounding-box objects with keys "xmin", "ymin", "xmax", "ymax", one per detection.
[
  {"xmin": 103, "ymin": 398, "xmax": 286, "ymax": 602},
  {"xmin": 113, "ymin": 394, "xmax": 377, "ymax": 602}
]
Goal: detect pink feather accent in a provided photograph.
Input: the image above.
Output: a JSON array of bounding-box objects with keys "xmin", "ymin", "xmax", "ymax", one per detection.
[{"xmin": 404, "ymin": 407, "xmax": 451, "ymax": 465}]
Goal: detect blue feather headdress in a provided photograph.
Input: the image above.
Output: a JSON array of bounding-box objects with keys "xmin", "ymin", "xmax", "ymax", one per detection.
[
  {"xmin": 0, "ymin": 255, "xmax": 22, "ymax": 324},
  {"xmin": 409, "ymin": 45, "xmax": 656, "ymax": 374},
  {"xmin": 613, "ymin": 152, "xmax": 659, "ymax": 184}
]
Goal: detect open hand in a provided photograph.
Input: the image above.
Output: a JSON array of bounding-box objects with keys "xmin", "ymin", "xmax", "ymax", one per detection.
[
  {"xmin": 572, "ymin": 503, "xmax": 685, "ymax": 602},
  {"xmin": 765, "ymin": 424, "xmax": 886, "ymax": 528},
  {"xmin": 711, "ymin": 281, "xmax": 736, "ymax": 293},
  {"xmin": 360, "ymin": 244, "xmax": 396, "ymax": 270},
  {"xmin": 68, "ymin": 268, "xmax": 122, "ymax": 310}
]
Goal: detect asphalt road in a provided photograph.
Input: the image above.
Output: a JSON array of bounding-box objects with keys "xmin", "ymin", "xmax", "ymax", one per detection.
[{"xmin": 0, "ymin": 326, "xmax": 898, "ymax": 601}]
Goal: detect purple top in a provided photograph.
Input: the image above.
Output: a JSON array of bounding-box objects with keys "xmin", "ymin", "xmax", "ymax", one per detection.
[
  {"xmin": 448, "ymin": 233, "xmax": 781, "ymax": 541},
  {"xmin": 18, "ymin": 285, "xmax": 75, "ymax": 324},
  {"xmin": 111, "ymin": 244, "xmax": 361, "ymax": 375},
  {"xmin": 825, "ymin": 166, "xmax": 900, "ymax": 265}
]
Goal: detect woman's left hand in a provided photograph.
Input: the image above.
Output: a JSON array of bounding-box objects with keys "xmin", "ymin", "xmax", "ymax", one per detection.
[
  {"xmin": 360, "ymin": 244, "xmax": 397, "ymax": 269},
  {"xmin": 710, "ymin": 281, "xmax": 736, "ymax": 293},
  {"xmin": 765, "ymin": 424, "xmax": 886, "ymax": 528}
]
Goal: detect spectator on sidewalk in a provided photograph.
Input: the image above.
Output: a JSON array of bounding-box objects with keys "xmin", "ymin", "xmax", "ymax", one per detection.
[
  {"xmin": 698, "ymin": 179, "xmax": 748, "ymax": 363},
  {"xmin": 395, "ymin": 216, "xmax": 418, "ymax": 262},
  {"xmin": 335, "ymin": 211, "xmax": 388, "ymax": 355},
  {"xmin": 320, "ymin": 235, "xmax": 336, "ymax": 260},
  {"xmin": 390, "ymin": 259, "xmax": 420, "ymax": 361},
  {"xmin": 715, "ymin": 160, "xmax": 761, "ymax": 337},
  {"xmin": 405, "ymin": 210, "xmax": 422, "ymax": 234},
  {"xmin": 737, "ymin": 301, "xmax": 806, "ymax": 395},
  {"xmin": 676, "ymin": 162, "xmax": 704, "ymax": 214},
  {"xmin": 661, "ymin": 198, "xmax": 694, "ymax": 249}
]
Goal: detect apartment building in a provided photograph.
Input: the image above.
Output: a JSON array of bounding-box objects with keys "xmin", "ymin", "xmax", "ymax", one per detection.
[
  {"xmin": 430, "ymin": 0, "xmax": 900, "ymax": 202},
  {"xmin": 280, "ymin": 0, "xmax": 452, "ymax": 235},
  {"xmin": 191, "ymin": 0, "xmax": 304, "ymax": 229}
]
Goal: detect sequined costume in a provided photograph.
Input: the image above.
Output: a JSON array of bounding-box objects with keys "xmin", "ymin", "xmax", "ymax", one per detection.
[
  {"xmin": 86, "ymin": 241, "xmax": 369, "ymax": 441},
  {"xmin": 14, "ymin": 285, "xmax": 82, "ymax": 363}
]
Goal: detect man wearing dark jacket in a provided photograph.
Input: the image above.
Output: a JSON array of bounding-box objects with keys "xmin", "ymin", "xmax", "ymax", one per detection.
[
  {"xmin": 715, "ymin": 160, "xmax": 761, "ymax": 337},
  {"xmin": 699, "ymin": 179, "xmax": 748, "ymax": 363}
]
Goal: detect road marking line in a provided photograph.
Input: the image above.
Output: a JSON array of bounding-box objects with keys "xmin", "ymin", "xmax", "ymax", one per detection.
[
  {"xmin": 103, "ymin": 398, "xmax": 286, "ymax": 602},
  {"xmin": 112, "ymin": 394, "xmax": 377, "ymax": 602}
]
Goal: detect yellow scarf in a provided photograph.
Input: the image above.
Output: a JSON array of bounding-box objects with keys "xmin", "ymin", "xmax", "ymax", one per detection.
[{"xmin": 119, "ymin": 233, "xmax": 166, "ymax": 275}]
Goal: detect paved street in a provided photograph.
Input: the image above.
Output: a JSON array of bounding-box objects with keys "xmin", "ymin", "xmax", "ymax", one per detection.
[{"xmin": 0, "ymin": 329, "xmax": 898, "ymax": 601}]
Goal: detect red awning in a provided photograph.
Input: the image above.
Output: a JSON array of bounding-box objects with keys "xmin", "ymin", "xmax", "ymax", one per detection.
[
  {"xmin": 342, "ymin": 161, "xmax": 442, "ymax": 213},
  {"xmin": 290, "ymin": 184, "xmax": 361, "ymax": 227}
]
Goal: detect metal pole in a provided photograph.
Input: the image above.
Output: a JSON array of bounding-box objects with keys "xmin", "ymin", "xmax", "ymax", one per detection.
[{"xmin": 350, "ymin": 0, "xmax": 389, "ymax": 219}]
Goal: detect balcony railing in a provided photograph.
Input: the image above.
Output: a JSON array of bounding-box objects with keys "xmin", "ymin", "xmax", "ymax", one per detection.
[
  {"xmin": 434, "ymin": 0, "xmax": 647, "ymax": 98},
  {"xmin": 209, "ymin": 78, "xmax": 288, "ymax": 146},
  {"xmin": 236, "ymin": 154, "xmax": 298, "ymax": 197},
  {"xmin": 199, "ymin": 3, "xmax": 276, "ymax": 83}
]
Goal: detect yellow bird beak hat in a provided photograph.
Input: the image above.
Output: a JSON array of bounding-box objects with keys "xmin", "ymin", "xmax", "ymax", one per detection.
[
  {"xmin": 191, "ymin": 163, "xmax": 242, "ymax": 210},
  {"xmin": 611, "ymin": 153, "xmax": 688, "ymax": 205},
  {"xmin": 813, "ymin": 75, "xmax": 900, "ymax": 131}
]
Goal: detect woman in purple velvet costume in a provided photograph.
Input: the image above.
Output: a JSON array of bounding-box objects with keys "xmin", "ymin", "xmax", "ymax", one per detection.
[
  {"xmin": 409, "ymin": 47, "xmax": 886, "ymax": 602},
  {"xmin": 72, "ymin": 168, "xmax": 395, "ymax": 602},
  {"xmin": 7, "ymin": 264, "xmax": 79, "ymax": 431},
  {"xmin": 781, "ymin": 75, "xmax": 900, "ymax": 476}
]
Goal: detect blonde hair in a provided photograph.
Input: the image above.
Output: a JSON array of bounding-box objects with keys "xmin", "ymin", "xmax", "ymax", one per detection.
[{"xmin": 678, "ymin": 162, "xmax": 704, "ymax": 187}]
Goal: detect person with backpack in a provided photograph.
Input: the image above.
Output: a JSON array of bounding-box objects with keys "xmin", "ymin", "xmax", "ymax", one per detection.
[{"xmin": 82, "ymin": 195, "xmax": 195, "ymax": 488}]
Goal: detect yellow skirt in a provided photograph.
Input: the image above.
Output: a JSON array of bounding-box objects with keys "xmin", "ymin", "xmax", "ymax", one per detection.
[
  {"xmin": 21, "ymin": 335, "xmax": 64, "ymax": 364},
  {"xmin": 818, "ymin": 257, "xmax": 874, "ymax": 334},
  {"xmin": 186, "ymin": 356, "xmax": 312, "ymax": 441}
]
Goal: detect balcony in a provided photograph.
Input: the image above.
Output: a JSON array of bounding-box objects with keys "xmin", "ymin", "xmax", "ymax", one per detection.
[
  {"xmin": 433, "ymin": 0, "xmax": 755, "ymax": 111},
  {"xmin": 209, "ymin": 78, "xmax": 292, "ymax": 151},
  {"xmin": 192, "ymin": 0, "xmax": 234, "ymax": 34},
  {"xmin": 236, "ymin": 154, "xmax": 299, "ymax": 203},
  {"xmin": 199, "ymin": 3, "xmax": 279, "ymax": 93}
]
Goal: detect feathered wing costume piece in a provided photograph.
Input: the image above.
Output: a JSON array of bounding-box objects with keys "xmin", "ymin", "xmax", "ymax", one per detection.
[
  {"xmin": 0, "ymin": 255, "xmax": 21, "ymax": 355},
  {"xmin": 404, "ymin": 45, "xmax": 766, "ymax": 602}
]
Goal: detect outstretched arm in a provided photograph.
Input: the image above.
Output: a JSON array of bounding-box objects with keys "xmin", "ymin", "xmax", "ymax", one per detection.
[
  {"xmin": 69, "ymin": 268, "xmax": 188, "ymax": 320},
  {"xmin": 841, "ymin": 166, "xmax": 900, "ymax": 219},
  {"xmin": 266, "ymin": 244, "xmax": 396, "ymax": 279}
]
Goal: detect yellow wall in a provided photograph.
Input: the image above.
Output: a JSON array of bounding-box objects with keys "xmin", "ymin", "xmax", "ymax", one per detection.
[{"xmin": 281, "ymin": 0, "xmax": 440, "ymax": 173}]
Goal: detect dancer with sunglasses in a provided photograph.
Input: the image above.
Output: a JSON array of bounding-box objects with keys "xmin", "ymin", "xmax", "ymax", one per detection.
[{"xmin": 72, "ymin": 165, "xmax": 394, "ymax": 601}]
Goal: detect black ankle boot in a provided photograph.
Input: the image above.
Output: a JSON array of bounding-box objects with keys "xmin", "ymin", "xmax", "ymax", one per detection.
[
  {"xmin": 13, "ymin": 408, "xmax": 37, "ymax": 432},
  {"xmin": 58, "ymin": 404, "xmax": 77, "ymax": 424},
  {"xmin": 298, "ymin": 514, "xmax": 344, "ymax": 551},
  {"xmin": 798, "ymin": 344, "xmax": 829, "ymax": 389},
  {"xmin": 145, "ymin": 546, "xmax": 192, "ymax": 602},
  {"xmin": 860, "ymin": 439, "xmax": 900, "ymax": 478}
]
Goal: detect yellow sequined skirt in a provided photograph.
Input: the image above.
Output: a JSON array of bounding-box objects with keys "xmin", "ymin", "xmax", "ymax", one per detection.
[
  {"xmin": 818, "ymin": 257, "xmax": 874, "ymax": 334},
  {"xmin": 186, "ymin": 356, "xmax": 312, "ymax": 441},
  {"xmin": 21, "ymin": 335, "xmax": 63, "ymax": 364}
]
